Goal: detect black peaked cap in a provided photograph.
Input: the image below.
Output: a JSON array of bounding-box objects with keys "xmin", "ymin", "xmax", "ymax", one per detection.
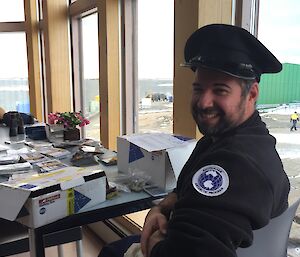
[{"xmin": 184, "ymin": 24, "xmax": 282, "ymax": 81}]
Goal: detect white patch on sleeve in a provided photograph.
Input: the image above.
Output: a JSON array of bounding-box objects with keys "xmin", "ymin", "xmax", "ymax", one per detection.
[{"xmin": 192, "ymin": 165, "xmax": 229, "ymax": 197}]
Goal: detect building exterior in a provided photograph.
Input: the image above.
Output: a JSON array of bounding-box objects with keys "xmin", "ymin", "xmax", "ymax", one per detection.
[{"xmin": 258, "ymin": 63, "xmax": 300, "ymax": 105}]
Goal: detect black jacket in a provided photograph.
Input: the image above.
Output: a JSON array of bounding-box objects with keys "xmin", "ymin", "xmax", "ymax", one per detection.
[{"xmin": 151, "ymin": 111, "xmax": 290, "ymax": 257}]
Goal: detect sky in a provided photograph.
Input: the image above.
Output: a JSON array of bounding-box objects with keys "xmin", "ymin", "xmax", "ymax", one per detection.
[
  {"xmin": 0, "ymin": 0, "xmax": 27, "ymax": 79},
  {"xmin": 81, "ymin": 14, "xmax": 99, "ymax": 79},
  {"xmin": 137, "ymin": 0, "xmax": 174, "ymax": 79},
  {"xmin": 258, "ymin": 0, "xmax": 300, "ymax": 65},
  {"xmin": 0, "ymin": 0, "xmax": 300, "ymax": 79}
]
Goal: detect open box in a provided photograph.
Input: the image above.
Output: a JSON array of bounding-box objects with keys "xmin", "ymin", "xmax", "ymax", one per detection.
[
  {"xmin": 117, "ymin": 133, "xmax": 196, "ymax": 191},
  {"xmin": 0, "ymin": 167, "xmax": 106, "ymax": 228}
]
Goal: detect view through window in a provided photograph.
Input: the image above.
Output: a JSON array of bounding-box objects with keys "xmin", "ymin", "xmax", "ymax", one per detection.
[
  {"xmin": 257, "ymin": 1, "xmax": 300, "ymax": 205},
  {"xmin": 80, "ymin": 13, "xmax": 100, "ymax": 140},
  {"xmin": 0, "ymin": 1, "xmax": 29, "ymax": 114},
  {"xmin": 0, "ymin": 32, "xmax": 29, "ymax": 113},
  {"xmin": 257, "ymin": 1, "xmax": 300, "ymax": 252},
  {"xmin": 125, "ymin": 0, "xmax": 174, "ymax": 226},
  {"xmin": 136, "ymin": 0, "xmax": 174, "ymax": 133}
]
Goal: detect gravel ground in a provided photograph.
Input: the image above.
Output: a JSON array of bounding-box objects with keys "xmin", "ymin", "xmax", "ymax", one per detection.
[
  {"xmin": 261, "ymin": 113, "xmax": 300, "ymax": 202},
  {"xmin": 261, "ymin": 112, "xmax": 300, "ymax": 256}
]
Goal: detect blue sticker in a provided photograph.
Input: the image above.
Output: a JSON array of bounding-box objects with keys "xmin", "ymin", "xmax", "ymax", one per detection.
[
  {"xmin": 74, "ymin": 190, "xmax": 91, "ymax": 213},
  {"xmin": 19, "ymin": 184, "xmax": 37, "ymax": 189},
  {"xmin": 192, "ymin": 165, "xmax": 229, "ymax": 197},
  {"xmin": 129, "ymin": 143, "xmax": 144, "ymax": 163},
  {"xmin": 173, "ymin": 135, "xmax": 192, "ymax": 141}
]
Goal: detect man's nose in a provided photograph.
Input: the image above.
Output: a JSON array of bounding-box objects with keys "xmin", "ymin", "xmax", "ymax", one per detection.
[{"xmin": 197, "ymin": 90, "xmax": 214, "ymax": 109}]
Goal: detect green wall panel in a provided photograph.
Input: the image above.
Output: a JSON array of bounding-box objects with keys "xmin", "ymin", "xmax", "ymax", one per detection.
[{"xmin": 258, "ymin": 63, "xmax": 300, "ymax": 105}]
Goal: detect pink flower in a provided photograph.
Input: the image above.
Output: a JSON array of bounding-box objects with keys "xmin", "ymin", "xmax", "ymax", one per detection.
[
  {"xmin": 48, "ymin": 111, "xmax": 90, "ymax": 129},
  {"xmin": 48, "ymin": 113, "xmax": 59, "ymax": 124}
]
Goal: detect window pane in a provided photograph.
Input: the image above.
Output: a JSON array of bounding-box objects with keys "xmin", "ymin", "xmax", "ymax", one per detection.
[
  {"xmin": 0, "ymin": 32, "xmax": 29, "ymax": 113},
  {"xmin": 257, "ymin": 0, "xmax": 300, "ymax": 197},
  {"xmin": 80, "ymin": 13, "xmax": 100, "ymax": 140},
  {"xmin": 137, "ymin": 0, "xmax": 174, "ymax": 133},
  {"xmin": 0, "ymin": 0, "xmax": 25, "ymax": 22},
  {"xmin": 258, "ymin": 1, "xmax": 300, "ymax": 65}
]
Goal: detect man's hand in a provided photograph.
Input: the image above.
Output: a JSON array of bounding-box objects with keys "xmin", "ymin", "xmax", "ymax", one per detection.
[
  {"xmin": 140, "ymin": 192, "xmax": 177, "ymax": 257},
  {"xmin": 140, "ymin": 206, "xmax": 168, "ymax": 257},
  {"xmin": 147, "ymin": 230, "xmax": 166, "ymax": 257}
]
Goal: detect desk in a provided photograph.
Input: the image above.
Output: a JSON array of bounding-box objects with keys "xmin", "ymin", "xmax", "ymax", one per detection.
[
  {"xmin": 0, "ymin": 126, "xmax": 159, "ymax": 257},
  {"xmin": 30, "ymin": 190, "xmax": 157, "ymax": 257}
]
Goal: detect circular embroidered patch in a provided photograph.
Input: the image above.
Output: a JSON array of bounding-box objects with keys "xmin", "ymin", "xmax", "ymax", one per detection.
[{"xmin": 192, "ymin": 165, "xmax": 229, "ymax": 196}]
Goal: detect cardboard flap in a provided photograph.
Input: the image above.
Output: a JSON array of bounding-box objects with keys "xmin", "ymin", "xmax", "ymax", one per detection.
[
  {"xmin": 0, "ymin": 186, "xmax": 30, "ymax": 221},
  {"xmin": 60, "ymin": 176, "xmax": 85, "ymax": 190},
  {"xmin": 166, "ymin": 140, "xmax": 197, "ymax": 180}
]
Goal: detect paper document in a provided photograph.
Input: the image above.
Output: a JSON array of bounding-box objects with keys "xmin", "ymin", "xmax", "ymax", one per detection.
[
  {"xmin": 20, "ymin": 152, "xmax": 49, "ymax": 164},
  {"xmin": 38, "ymin": 147, "xmax": 71, "ymax": 159},
  {"xmin": 7, "ymin": 148, "xmax": 31, "ymax": 155},
  {"xmin": 125, "ymin": 133, "xmax": 192, "ymax": 152},
  {"xmin": 0, "ymin": 144, "xmax": 9, "ymax": 152},
  {"xmin": 0, "ymin": 162, "xmax": 32, "ymax": 175},
  {"xmin": 36, "ymin": 159, "xmax": 68, "ymax": 173},
  {"xmin": 0, "ymin": 155, "xmax": 20, "ymax": 165}
]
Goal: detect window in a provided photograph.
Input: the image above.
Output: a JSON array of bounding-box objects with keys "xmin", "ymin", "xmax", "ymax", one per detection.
[
  {"xmin": 255, "ymin": 0, "xmax": 300, "ymax": 246},
  {"xmin": 258, "ymin": 1, "xmax": 300, "ymax": 66},
  {"xmin": 136, "ymin": 0, "xmax": 174, "ymax": 133},
  {"xmin": 71, "ymin": 11, "xmax": 100, "ymax": 140},
  {"xmin": 120, "ymin": 0, "xmax": 174, "ymax": 230},
  {"xmin": 256, "ymin": 0, "xmax": 300, "ymax": 203},
  {"xmin": 0, "ymin": 32, "xmax": 29, "ymax": 113},
  {"xmin": 80, "ymin": 13, "xmax": 100, "ymax": 140},
  {"xmin": 0, "ymin": 1, "xmax": 29, "ymax": 114}
]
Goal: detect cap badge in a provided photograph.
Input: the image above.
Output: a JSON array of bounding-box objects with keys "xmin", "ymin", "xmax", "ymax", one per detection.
[{"xmin": 192, "ymin": 165, "xmax": 229, "ymax": 197}]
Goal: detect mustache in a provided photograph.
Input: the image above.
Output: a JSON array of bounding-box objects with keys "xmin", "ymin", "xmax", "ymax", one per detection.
[{"xmin": 195, "ymin": 107, "xmax": 224, "ymax": 116}]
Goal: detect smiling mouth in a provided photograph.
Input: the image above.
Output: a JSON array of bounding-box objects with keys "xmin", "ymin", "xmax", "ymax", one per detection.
[
  {"xmin": 199, "ymin": 111, "xmax": 220, "ymax": 121},
  {"xmin": 201, "ymin": 113, "xmax": 219, "ymax": 119}
]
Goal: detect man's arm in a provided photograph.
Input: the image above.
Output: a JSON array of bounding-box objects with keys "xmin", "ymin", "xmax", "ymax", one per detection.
[
  {"xmin": 140, "ymin": 192, "xmax": 177, "ymax": 257},
  {"xmin": 147, "ymin": 148, "xmax": 289, "ymax": 257}
]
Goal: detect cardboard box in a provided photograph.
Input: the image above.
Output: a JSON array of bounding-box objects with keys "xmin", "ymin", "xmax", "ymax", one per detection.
[
  {"xmin": 117, "ymin": 133, "xmax": 196, "ymax": 191},
  {"xmin": 0, "ymin": 167, "xmax": 106, "ymax": 228}
]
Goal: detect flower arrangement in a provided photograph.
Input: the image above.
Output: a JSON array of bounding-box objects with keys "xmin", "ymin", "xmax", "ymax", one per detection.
[{"xmin": 48, "ymin": 111, "xmax": 90, "ymax": 129}]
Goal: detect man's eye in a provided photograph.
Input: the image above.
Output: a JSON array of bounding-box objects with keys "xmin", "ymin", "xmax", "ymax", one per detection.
[
  {"xmin": 193, "ymin": 87, "xmax": 204, "ymax": 93},
  {"xmin": 214, "ymin": 88, "xmax": 228, "ymax": 95}
]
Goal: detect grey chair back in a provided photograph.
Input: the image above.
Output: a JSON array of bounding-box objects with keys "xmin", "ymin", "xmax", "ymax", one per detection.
[{"xmin": 237, "ymin": 198, "xmax": 300, "ymax": 257}]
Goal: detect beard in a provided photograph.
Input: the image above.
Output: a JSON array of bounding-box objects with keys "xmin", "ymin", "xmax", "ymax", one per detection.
[{"xmin": 192, "ymin": 99, "xmax": 246, "ymax": 136}]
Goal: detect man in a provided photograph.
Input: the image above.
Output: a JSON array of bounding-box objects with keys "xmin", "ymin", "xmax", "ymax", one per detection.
[
  {"xmin": 290, "ymin": 111, "xmax": 299, "ymax": 131},
  {"xmin": 99, "ymin": 24, "xmax": 290, "ymax": 257}
]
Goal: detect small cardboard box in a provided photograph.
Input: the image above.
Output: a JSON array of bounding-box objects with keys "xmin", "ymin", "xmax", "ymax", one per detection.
[
  {"xmin": 0, "ymin": 167, "xmax": 106, "ymax": 228},
  {"xmin": 117, "ymin": 133, "xmax": 196, "ymax": 191}
]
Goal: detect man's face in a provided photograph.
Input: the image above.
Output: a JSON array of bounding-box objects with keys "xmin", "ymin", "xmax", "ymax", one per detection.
[{"xmin": 191, "ymin": 68, "xmax": 256, "ymax": 136}]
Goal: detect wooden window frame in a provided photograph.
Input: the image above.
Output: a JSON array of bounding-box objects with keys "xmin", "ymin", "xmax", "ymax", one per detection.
[{"xmin": 69, "ymin": 0, "xmax": 122, "ymax": 150}]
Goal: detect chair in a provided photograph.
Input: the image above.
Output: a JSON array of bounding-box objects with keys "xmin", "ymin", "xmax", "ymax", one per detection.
[
  {"xmin": 236, "ymin": 198, "xmax": 300, "ymax": 257},
  {"xmin": 0, "ymin": 219, "xmax": 83, "ymax": 257}
]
